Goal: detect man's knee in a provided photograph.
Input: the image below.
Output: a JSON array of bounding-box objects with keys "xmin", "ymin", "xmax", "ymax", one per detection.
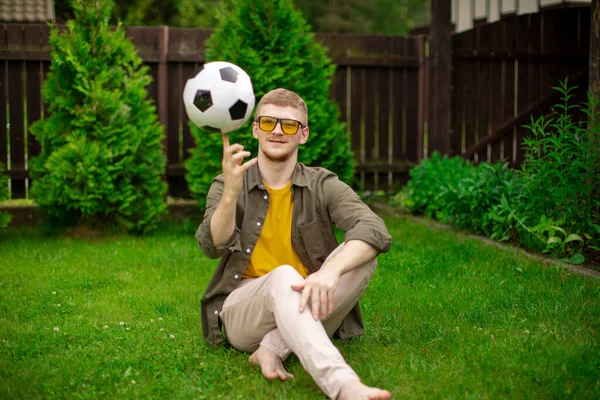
[{"xmin": 269, "ymin": 264, "xmax": 304, "ymax": 284}]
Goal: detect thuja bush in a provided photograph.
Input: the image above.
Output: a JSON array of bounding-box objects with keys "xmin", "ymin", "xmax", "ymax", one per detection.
[
  {"xmin": 185, "ymin": 0, "xmax": 355, "ymax": 208},
  {"xmin": 0, "ymin": 175, "xmax": 11, "ymax": 228},
  {"xmin": 30, "ymin": 0, "xmax": 167, "ymax": 232}
]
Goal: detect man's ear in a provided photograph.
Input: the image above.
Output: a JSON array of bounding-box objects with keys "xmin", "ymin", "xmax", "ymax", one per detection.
[
  {"xmin": 299, "ymin": 126, "xmax": 309, "ymax": 144},
  {"xmin": 252, "ymin": 122, "xmax": 259, "ymax": 139}
]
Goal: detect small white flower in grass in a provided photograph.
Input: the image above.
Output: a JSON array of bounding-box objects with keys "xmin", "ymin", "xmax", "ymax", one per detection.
[
  {"xmin": 170, "ymin": 334, "xmax": 175, "ymax": 339},
  {"xmin": 103, "ymin": 325, "xmax": 108, "ymax": 329},
  {"xmin": 150, "ymin": 319, "xmax": 155, "ymax": 323},
  {"xmin": 57, "ymin": 304, "xmax": 61, "ymax": 307},
  {"xmin": 52, "ymin": 291, "xmax": 56, "ymax": 295},
  {"xmin": 119, "ymin": 322, "xmax": 125, "ymax": 326},
  {"xmin": 160, "ymin": 328, "xmax": 164, "ymax": 331},
  {"xmin": 158, "ymin": 317, "xmax": 163, "ymax": 321},
  {"xmin": 126, "ymin": 327, "xmax": 130, "ymax": 331},
  {"xmin": 131, "ymin": 380, "xmax": 136, "ymax": 385},
  {"xmin": 54, "ymin": 327, "xmax": 59, "ymax": 332}
]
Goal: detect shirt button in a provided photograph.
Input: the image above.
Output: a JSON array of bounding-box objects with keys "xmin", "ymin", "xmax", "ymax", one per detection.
[
  {"xmin": 263, "ymin": 195, "xmax": 268, "ymax": 200},
  {"xmin": 214, "ymin": 310, "xmax": 218, "ymax": 315},
  {"xmin": 246, "ymin": 248, "xmax": 251, "ymax": 253},
  {"xmin": 256, "ymin": 221, "xmax": 261, "ymax": 226},
  {"xmin": 234, "ymin": 274, "xmax": 239, "ymax": 279}
]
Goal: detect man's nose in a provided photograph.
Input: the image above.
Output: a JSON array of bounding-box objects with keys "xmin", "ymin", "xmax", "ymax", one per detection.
[{"xmin": 271, "ymin": 121, "xmax": 284, "ymax": 134}]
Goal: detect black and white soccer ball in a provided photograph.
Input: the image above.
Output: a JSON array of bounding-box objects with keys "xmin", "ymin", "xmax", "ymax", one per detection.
[{"xmin": 183, "ymin": 61, "xmax": 255, "ymax": 134}]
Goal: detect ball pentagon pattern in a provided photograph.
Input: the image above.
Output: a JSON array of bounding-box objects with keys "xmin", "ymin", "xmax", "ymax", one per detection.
[{"xmin": 183, "ymin": 62, "xmax": 255, "ymax": 134}]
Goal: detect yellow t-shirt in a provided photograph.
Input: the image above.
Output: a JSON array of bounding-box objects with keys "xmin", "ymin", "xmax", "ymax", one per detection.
[{"xmin": 243, "ymin": 181, "xmax": 309, "ymax": 279}]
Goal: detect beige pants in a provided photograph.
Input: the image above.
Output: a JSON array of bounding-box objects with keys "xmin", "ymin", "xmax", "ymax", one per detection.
[{"xmin": 219, "ymin": 243, "xmax": 377, "ymax": 399}]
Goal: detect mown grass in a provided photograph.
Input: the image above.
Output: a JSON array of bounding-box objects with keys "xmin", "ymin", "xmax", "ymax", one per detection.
[{"xmin": 1, "ymin": 216, "xmax": 599, "ymax": 399}]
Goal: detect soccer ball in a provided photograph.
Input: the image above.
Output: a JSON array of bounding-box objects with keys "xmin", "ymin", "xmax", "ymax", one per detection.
[{"xmin": 183, "ymin": 61, "xmax": 255, "ymax": 134}]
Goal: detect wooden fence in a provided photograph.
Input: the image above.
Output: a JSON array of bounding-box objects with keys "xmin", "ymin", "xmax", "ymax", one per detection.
[
  {"xmin": 451, "ymin": 6, "xmax": 590, "ymax": 165},
  {"xmin": 0, "ymin": 6, "xmax": 592, "ymax": 199},
  {"xmin": 0, "ymin": 25, "xmax": 426, "ymax": 199}
]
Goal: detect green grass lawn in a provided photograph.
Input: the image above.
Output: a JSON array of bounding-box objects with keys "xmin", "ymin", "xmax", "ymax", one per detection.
[{"xmin": 1, "ymin": 215, "xmax": 599, "ymax": 399}]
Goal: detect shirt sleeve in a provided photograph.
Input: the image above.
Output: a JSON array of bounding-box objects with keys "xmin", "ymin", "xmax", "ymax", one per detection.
[
  {"xmin": 195, "ymin": 175, "xmax": 242, "ymax": 259},
  {"xmin": 323, "ymin": 175, "xmax": 392, "ymax": 253}
]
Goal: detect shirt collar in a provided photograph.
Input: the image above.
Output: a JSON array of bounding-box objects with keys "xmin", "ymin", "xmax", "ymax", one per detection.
[{"xmin": 246, "ymin": 162, "xmax": 309, "ymax": 191}]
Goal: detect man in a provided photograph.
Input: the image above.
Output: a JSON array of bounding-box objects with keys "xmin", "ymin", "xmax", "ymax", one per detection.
[{"xmin": 196, "ymin": 88, "xmax": 392, "ymax": 400}]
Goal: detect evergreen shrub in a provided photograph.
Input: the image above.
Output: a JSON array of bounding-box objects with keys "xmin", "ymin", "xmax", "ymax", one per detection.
[
  {"xmin": 185, "ymin": 0, "xmax": 355, "ymax": 208},
  {"xmin": 30, "ymin": 0, "xmax": 167, "ymax": 232}
]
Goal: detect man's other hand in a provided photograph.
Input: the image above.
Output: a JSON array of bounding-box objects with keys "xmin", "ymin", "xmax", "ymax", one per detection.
[{"xmin": 291, "ymin": 268, "xmax": 341, "ymax": 320}]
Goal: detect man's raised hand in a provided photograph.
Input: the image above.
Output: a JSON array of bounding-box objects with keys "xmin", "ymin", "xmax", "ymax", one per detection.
[{"xmin": 221, "ymin": 133, "xmax": 258, "ymax": 200}]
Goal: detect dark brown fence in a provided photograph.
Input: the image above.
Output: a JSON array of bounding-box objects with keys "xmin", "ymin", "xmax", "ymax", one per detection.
[
  {"xmin": 451, "ymin": 6, "xmax": 590, "ymax": 165},
  {"xmin": 0, "ymin": 6, "xmax": 592, "ymax": 200},
  {"xmin": 0, "ymin": 24, "xmax": 426, "ymax": 199}
]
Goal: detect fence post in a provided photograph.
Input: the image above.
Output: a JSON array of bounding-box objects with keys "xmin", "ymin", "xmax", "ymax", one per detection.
[
  {"xmin": 428, "ymin": 0, "xmax": 452, "ymax": 156},
  {"xmin": 157, "ymin": 26, "xmax": 169, "ymax": 155},
  {"xmin": 417, "ymin": 35, "xmax": 427, "ymax": 161}
]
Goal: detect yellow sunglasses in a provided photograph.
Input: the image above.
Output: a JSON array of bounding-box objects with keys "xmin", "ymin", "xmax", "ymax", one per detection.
[{"xmin": 256, "ymin": 116, "xmax": 303, "ymax": 135}]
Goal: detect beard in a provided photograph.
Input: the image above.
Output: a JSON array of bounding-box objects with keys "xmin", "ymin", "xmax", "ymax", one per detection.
[{"xmin": 260, "ymin": 142, "xmax": 298, "ymax": 163}]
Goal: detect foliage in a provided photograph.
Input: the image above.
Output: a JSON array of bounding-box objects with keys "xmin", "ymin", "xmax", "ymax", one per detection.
[
  {"xmin": 397, "ymin": 81, "xmax": 600, "ymax": 265},
  {"xmin": 399, "ymin": 153, "xmax": 523, "ymax": 237},
  {"xmin": 29, "ymin": 0, "xmax": 167, "ymax": 232},
  {"xmin": 520, "ymin": 80, "xmax": 600, "ymax": 257},
  {"xmin": 55, "ymin": 0, "xmax": 430, "ymax": 34},
  {"xmin": 294, "ymin": 0, "xmax": 430, "ymax": 35},
  {"xmin": 0, "ymin": 175, "xmax": 12, "ymax": 228},
  {"xmin": 185, "ymin": 0, "xmax": 355, "ymax": 207}
]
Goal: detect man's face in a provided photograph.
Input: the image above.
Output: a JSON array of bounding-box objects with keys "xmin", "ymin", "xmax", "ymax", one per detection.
[{"xmin": 252, "ymin": 104, "xmax": 309, "ymax": 163}]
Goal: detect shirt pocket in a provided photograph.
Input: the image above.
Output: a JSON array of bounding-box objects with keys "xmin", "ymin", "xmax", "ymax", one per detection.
[{"xmin": 299, "ymin": 218, "xmax": 328, "ymax": 270}]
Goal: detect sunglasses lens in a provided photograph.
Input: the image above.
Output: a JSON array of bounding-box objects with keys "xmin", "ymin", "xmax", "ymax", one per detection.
[
  {"xmin": 259, "ymin": 117, "xmax": 277, "ymax": 131},
  {"xmin": 281, "ymin": 120, "xmax": 299, "ymax": 135}
]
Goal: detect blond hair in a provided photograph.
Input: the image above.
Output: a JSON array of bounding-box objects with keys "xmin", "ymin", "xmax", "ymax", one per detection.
[{"xmin": 255, "ymin": 88, "xmax": 308, "ymax": 126}]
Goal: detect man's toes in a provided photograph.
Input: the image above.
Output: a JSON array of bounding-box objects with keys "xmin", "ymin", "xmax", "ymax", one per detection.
[{"xmin": 263, "ymin": 370, "xmax": 279, "ymax": 380}]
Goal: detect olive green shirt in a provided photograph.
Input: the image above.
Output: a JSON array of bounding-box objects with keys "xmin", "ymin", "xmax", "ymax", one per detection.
[{"xmin": 196, "ymin": 162, "xmax": 391, "ymax": 346}]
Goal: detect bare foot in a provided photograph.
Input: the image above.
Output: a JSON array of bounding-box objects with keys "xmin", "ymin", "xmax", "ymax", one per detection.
[
  {"xmin": 337, "ymin": 380, "xmax": 392, "ymax": 400},
  {"xmin": 249, "ymin": 345, "xmax": 295, "ymax": 381}
]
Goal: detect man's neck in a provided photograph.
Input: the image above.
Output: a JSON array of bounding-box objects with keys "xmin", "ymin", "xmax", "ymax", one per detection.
[{"xmin": 258, "ymin": 155, "xmax": 297, "ymax": 189}]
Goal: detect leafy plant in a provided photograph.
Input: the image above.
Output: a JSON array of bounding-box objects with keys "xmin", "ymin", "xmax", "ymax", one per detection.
[
  {"xmin": 399, "ymin": 152, "xmax": 474, "ymax": 220},
  {"xmin": 0, "ymin": 174, "xmax": 11, "ymax": 228},
  {"xmin": 29, "ymin": 0, "xmax": 167, "ymax": 232},
  {"xmin": 185, "ymin": 0, "xmax": 355, "ymax": 208},
  {"xmin": 529, "ymin": 215, "xmax": 585, "ymax": 263},
  {"xmin": 521, "ymin": 79, "xmax": 600, "ymax": 244}
]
